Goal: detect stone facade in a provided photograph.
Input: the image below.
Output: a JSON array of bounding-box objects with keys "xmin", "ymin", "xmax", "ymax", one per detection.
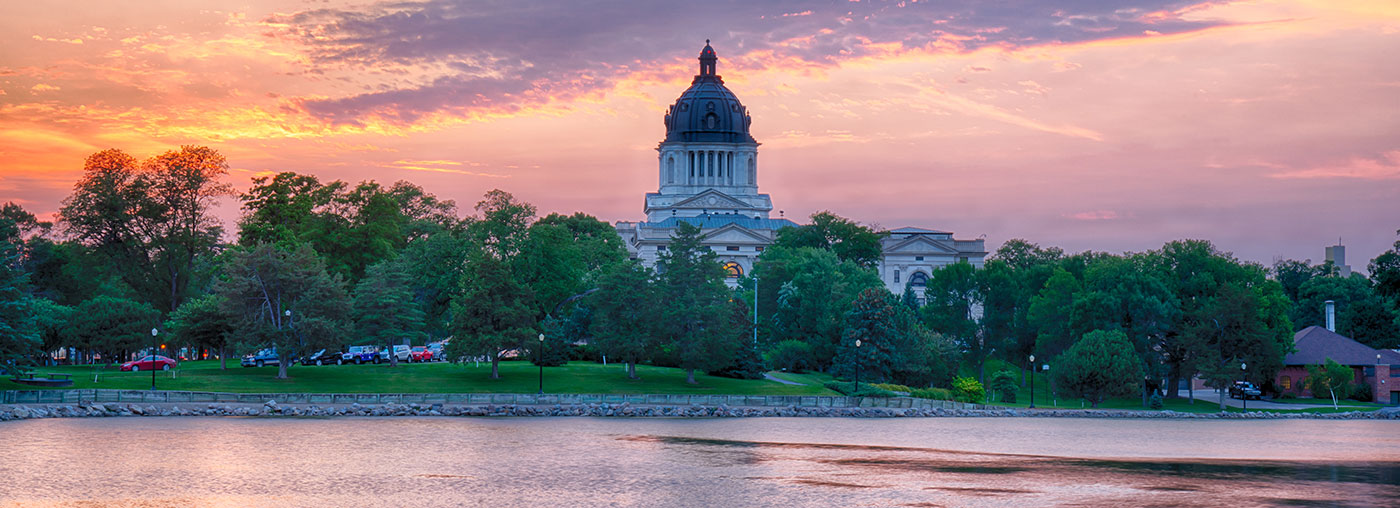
[{"xmin": 616, "ymin": 43, "xmax": 986, "ymax": 287}]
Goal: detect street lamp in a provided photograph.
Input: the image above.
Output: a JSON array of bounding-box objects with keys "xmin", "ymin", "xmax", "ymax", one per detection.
[
  {"xmin": 150, "ymin": 328, "xmax": 159, "ymax": 391},
  {"xmin": 854, "ymin": 339, "xmax": 862, "ymax": 395},
  {"xmin": 1241, "ymin": 362, "xmax": 1248, "ymax": 413},
  {"xmin": 537, "ymin": 333, "xmax": 545, "ymax": 395},
  {"xmin": 1029, "ymin": 354, "xmax": 1036, "ymax": 409}
]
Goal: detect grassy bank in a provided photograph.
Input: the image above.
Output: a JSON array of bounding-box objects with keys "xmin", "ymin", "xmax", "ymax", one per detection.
[{"xmin": 2, "ymin": 361, "xmax": 839, "ymax": 396}]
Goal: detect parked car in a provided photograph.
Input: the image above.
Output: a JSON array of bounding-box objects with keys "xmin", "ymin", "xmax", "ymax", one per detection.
[
  {"xmin": 427, "ymin": 344, "xmax": 445, "ymax": 361},
  {"xmin": 344, "ymin": 345, "xmax": 379, "ymax": 364},
  {"xmin": 379, "ymin": 345, "xmax": 412, "ymax": 363},
  {"xmin": 300, "ymin": 349, "xmax": 343, "ymax": 366},
  {"xmin": 410, "ymin": 346, "xmax": 433, "ymax": 363},
  {"xmin": 1229, "ymin": 381, "xmax": 1261, "ymax": 400},
  {"xmin": 121, "ymin": 355, "xmax": 177, "ymax": 372},
  {"xmin": 241, "ymin": 349, "xmax": 281, "ymax": 368}
]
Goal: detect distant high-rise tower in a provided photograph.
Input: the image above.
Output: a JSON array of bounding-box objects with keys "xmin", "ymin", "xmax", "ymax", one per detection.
[{"xmin": 1325, "ymin": 242, "xmax": 1351, "ymax": 277}]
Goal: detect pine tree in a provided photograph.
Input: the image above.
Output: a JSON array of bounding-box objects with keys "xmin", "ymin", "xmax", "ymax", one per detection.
[{"xmin": 657, "ymin": 222, "xmax": 736, "ymax": 384}]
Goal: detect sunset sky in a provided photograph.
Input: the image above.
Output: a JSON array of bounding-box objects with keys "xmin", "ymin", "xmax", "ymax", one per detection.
[{"xmin": 1, "ymin": 0, "xmax": 1397, "ymax": 270}]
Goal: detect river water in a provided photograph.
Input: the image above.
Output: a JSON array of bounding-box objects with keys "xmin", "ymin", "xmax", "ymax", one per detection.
[{"xmin": 1, "ymin": 417, "xmax": 1397, "ymax": 507}]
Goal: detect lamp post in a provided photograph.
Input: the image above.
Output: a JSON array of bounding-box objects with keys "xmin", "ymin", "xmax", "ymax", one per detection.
[
  {"xmin": 150, "ymin": 328, "xmax": 159, "ymax": 391},
  {"xmin": 854, "ymin": 339, "xmax": 862, "ymax": 394},
  {"xmin": 1029, "ymin": 354, "xmax": 1036, "ymax": 409},
  {"xmin": 538, "ymin": 333, "xmax": 545, "ymax": 395},
  {"xmin": 1241, "ymin": 362, "xmax": 1248, "ymax": 413}
]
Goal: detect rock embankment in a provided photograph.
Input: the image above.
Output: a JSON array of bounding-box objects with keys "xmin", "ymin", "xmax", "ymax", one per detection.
[{"xmin": 2, "ymin": 400, "xmax": 1398, "ymax": 422}]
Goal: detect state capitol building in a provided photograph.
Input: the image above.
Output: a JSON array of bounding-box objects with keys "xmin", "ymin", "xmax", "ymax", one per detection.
[{"xmin": 614, "ymin": 42, "xmax": 987, "ymax": 303}]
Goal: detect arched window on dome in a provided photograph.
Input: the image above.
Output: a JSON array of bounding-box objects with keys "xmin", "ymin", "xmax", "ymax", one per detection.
[
  {"xmin": 723, "ymin": 262, "xmax": 743, "ymax": 278},
  {"xmin": 705, "ymin": 112, "xmax": 718, "ymax": 129}
]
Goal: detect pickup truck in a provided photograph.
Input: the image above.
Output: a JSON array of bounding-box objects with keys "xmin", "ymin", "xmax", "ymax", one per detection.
[
  {"xmin": 1229, "ymin": 381, "xmax": 1262, "ymax": 400},
  {"xmin": 240, "ymin": 348, "xmax": 280, "ymax": 368},
  {"xmin": 344, "ymin": 345, "xmax": 380, "ymax": 365}
]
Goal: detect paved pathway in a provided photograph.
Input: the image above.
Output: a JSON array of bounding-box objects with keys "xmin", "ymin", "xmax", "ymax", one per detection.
[
  {"xmin": 763, "ymin": 373, "xmax": 805, "ymax": 386},
  {"xmin": 1173, "ymin": 389, "xmax": 1367, "ymax": 410}
]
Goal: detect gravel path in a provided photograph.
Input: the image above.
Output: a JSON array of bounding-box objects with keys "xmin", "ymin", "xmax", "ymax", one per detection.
[{"xmin": 763, "ymin": 373, "xmax": 805, "ymax": 386}]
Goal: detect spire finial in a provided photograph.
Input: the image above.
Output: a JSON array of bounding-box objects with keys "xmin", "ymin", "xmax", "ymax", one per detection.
[{"xmin": 706, "ymin": 38, "xmax": 710, "ymax": 44}]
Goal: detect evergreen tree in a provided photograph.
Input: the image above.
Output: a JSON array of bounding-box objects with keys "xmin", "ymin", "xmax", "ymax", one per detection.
[
  {"xmin": 352, "ymin": 260, "xmax": 426, "ymax": 367},
  {"xmin": 447, "ymin": 253, "xmax": 535, "ymax": 379},
  {"xmin": 833, "ymin": 288, "xmax": 901, "ymax": 383},
  {"xmin": 657, "ymin": 222, "xmax": 736, "ymax": 384},
  {"xmin": 0, "ymin": 222, "xmax": 38, "ymax": 374},
  {"xmin": 1053, "ymin": 329, "xmax": 1144, "ymax": 408},
  {"xmin": 165, "ymin": 294, "xmax": 235, "ymax": 369}
]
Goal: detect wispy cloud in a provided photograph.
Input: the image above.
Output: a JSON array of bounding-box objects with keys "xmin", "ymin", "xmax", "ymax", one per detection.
[
  {"xmin": 380, "ymin": 159, "xmax": 507, "ymax": 178},
  {"xmin": 1270, "ymin": 151, "xmax": 1400, "ymax": 180},
  {"xmin": 1065, "ymin": 210, "xmax": 1125, "ymax": 221}
]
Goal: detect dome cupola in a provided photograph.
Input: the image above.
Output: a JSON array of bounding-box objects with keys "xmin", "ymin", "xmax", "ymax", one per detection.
[{"xmin": 662, "ymin": 41, "xmax": 756, "ymax": 144}]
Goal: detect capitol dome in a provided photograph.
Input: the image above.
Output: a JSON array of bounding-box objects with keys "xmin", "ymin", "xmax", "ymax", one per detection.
[{"xmin": 662, "ymin": 41, "xmax": 756, "ymax": 144}]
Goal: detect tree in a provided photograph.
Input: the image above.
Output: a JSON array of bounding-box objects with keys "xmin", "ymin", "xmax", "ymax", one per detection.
[
  {"xmin": 1293, "ymin": 275, "xmax": 1374, "ymax": 331},
  {"xmin": 399, "ymin": 229, "xmax": 472, "ymax": 339},
  {"xmin": 1029, "ymin": 267, "xmax": 1082, "ymax": 359},
  {"xmin": 215, "ymin": 244, "xmax": 351, "ymax": 379},
  {"xmin": 0, "ymin": 223, "xmax": 38, "ymax": 374},
  {"xmin": 709, "ymin": 297, "xmax": 766, "ymax": 380},
  {"xmin": 833, "ymin": 288, "xmax": 901, "ymax": 383},
  {"xmin": 31, "ymin": 298, "xmax": 73, "ymax": 366},
  {"xmin": 1370, "ymin": 230, "xmax": 1400, "ymax": 301},
  {"xmin": 352, "ymin": 260, "xmax": 426, "ymax": 367},
  {"xmin": 1342, "ymin": 296, "xmax": 1400, "ymax": 349},
  {"xmin": 589, "ymin": 261, "xmax": 657, "ymax": 379},
  {"xmin": 1306, "ymin": 358, "xmax": 1356, "ymax": 409},
  {"xmin": 535, "ymin": 212, "xmax": 628, "ymax": 274},
  {"xmin": 920, "ymin": 262, "xmax": 991, "ymax": 381},
  {"xmin": 65, "ymin": 296, "xmax": 161, "ymax": 366},
  {"xmin": 60, "ymin": 147, "xmax": 232, "ymax": 313},
  {"xmin": 447, "ymin": 253, "xmax": 536, "ymax": 379},
  {"xmin": 772, "ymin": 211, "xmax": 884, "ymax": 268},
  {"xmin": 165, "ymin": 294, "xmax": 235, "ymax": 369},
  {"xmin": 1271, "ymin": 258, "xmax": 1323, "ymax": 303},
  {"xmin": 1071, "ymin": 254, "xmax": 1178, "ymax": 406},
  {"xmin": 760, "ymin": 246, "xmax": 882, "ymax": 369},
  {"xmin": 765, "ymin": 340, "xmax": 814, "ymax": 373},
  {"xmin": 990, "ymin": 369, "xmax": 1017, "ymax": 403},
  {"xmin": 657, "ymin": 222, "xmax": 737, "ymax": 384},
  {"xmin": 1053, "ymin": 330, "xmax": 1144, "ymax": 408}
]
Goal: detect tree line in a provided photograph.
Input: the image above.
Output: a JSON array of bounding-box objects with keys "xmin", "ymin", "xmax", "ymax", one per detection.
[{"xmin": 2, "ymin": 146, "xmax": 1399, "ymax": 407}]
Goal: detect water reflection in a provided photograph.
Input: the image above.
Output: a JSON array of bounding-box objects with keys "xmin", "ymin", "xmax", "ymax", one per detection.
[{"xmin": 0, "ymin": 417, "xmax": 1396, "ymax": 507}]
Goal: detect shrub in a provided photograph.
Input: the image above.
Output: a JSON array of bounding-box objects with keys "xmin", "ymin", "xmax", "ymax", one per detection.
[
  {"xmin": 822, "ymin": 381, "xmax": 896, "ymax": 398},
  {"xmin": 909, "ymin": 387, "xmax": 954, "ymax": 400},
  {"xmin": 1277, "ymin": 392, "xmax": 1296, "ymax": 400},
  {"xmin": 1149, "ymin": 392, "xmax": 1164, "ymax": 410},
  {"xmin": 709, "ymin": 344, "xmax": 766, "ymax": 380},
  {"xmin": 990, "ymin": 369, "xmax": 1017, "ymax": 403},
  {"xmin": 951, "ymin": 376, "xmax": 985, "ymax": 404},
  {"xmin": 870, "ymin": 383, "xmax": 913, "ymax": 394},
  {"xmin": 568, "ymin": 343, "xmax": 601, "ymax": 362},
  {"xmin": 1348, "ymin": 382, "xmax": 1373, "ymax": 402}
]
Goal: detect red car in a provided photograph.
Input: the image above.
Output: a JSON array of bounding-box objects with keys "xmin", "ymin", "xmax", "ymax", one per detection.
[
  {"xmin": 121, "ymin": 355, "xmax": 177, "ymax": 372},
  {"xmin": 410, "ymin": 346, "xmax": 433, "ymax": 363}
]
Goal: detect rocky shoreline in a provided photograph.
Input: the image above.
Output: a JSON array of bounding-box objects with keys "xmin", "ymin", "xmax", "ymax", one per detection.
[{"xmin": 2, "ymin": 400, "xmax": 1398, "ymax": 421}]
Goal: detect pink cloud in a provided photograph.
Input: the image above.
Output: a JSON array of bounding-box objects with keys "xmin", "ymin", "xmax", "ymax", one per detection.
[
  {"xmin": 1270, "ymin": 151, "xmax": 1400, "ymax": 180},
  {"xmin": 1065, "ymin": 210, "xmax": 1124, "ymax": 221}
]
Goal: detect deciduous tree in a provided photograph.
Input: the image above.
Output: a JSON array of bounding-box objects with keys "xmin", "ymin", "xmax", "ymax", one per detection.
[{"xmin": 1053, "ymin": 329, "xmax": 1144, "ymax": 408}]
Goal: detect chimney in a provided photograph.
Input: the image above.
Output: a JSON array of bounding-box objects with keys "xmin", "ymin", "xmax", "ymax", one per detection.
[{"xmin": 1325, "ymin": 300, "xmax": 1336, "ymax": 332}]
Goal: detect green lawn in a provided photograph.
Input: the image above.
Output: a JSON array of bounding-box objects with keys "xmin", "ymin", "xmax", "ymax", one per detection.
[{"xmin": 2, "ymin": 360, "xmax": 839, "ymax": 396}]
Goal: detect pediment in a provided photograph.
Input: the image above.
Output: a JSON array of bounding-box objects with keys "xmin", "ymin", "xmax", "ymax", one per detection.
[
  {"xmin": 701, "ymin": 223, "xmax": 771, "ymax": 244},
  {"xmin": 886, "ymin": 236, "xmax": 958, "ymax": 254},
  {"xmin": 672, "ymin": 190, "xmax": 757, "ymax": 211}
]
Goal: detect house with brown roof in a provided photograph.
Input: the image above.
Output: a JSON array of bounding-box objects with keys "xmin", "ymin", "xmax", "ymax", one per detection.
[{"xmin": 1276, "ymin": 326, "xmax": 1400, "ymax": 404}]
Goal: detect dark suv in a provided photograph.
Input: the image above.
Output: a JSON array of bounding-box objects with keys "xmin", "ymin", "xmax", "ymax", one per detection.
[{"xmin": 1229, "ymin": 381, "xmax": 1261, "ymax": 400}]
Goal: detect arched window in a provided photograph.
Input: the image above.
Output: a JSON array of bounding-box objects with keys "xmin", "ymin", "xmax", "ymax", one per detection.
[
  {"xmin": 667, "ymin": 156, "xmax": 675, "ymax": 183},
  {"xmin": 705, "ymin": 113, "xmax": 718, "ymax": 129},
  {"xmin": 909, "ymin": 271, "xmax": 929, "ymax": 287},
  {"xmin": 723, "ymin": 262, "xmax": 743, "ymax": 278}
]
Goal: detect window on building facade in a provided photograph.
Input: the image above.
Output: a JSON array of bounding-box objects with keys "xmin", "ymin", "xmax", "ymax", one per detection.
[
  {"xmin": 726, "ymin": 246, "xmax": 739, "ymax": 251},
  {"xmin": 723, "ymin": 262, "xmax": 743, "ymax": 278},
  {"xmin": 915, "ymin": 256, "xmax": 924, "ymax": 261},
  {"xmin": 756, "ymin": 246, "xmax": 764, "ymax": 252},
  {"xmin": 910, "ymin": 271, "xmax": 929, "ymax": 287},
  {"xmin": 894, "ymin": 270, "xmax": 900, "ymax": 283},
  {"xmin": 656, "ymin": 245, "xmax": 666, "ymax": 251},
  {"xmin": 1281, "ymin": 376, "xmax": 1291, "ymax": 391}
]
